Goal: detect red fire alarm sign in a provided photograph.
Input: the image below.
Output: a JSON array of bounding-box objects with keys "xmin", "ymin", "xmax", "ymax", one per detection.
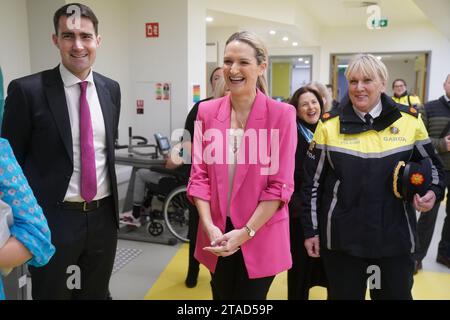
[{"xmin": 146, "ymin": 23, "xmax": 159, "ymax": 38}]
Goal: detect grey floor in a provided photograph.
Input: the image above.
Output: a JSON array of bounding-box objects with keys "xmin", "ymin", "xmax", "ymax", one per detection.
[
  {"xmin": 109, "ymin": 239, "xmax": 181, "ymax": 300},
  {"xmin": 418, "ymin": 204, "xmax": 449, "ymax": 274}
]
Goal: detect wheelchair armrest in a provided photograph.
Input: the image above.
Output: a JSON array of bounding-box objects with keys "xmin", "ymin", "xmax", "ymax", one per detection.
[
  {"xmin": 150, "ymin": 166, "xmax": 187, "ymax": 182},
  {"xmin": 150, "ymin": 166, "xmax": 175, "ymax": 175}
]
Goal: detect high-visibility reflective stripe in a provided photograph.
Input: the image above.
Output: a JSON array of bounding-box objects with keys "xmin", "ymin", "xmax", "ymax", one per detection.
[
  {"xmin": 311, "ymin": 150, "xmax": 327, "ymax": 231},
  {"xmin": 327, "ymin": 180, "xmax": 341, "ymax": 250},
  {"xmin": 325, "ymin": 144, "xmax": 415, "ymax": 159},
  {"xmin": 403, "ymin": 202, "xmax": 416, "ymax": 253}
]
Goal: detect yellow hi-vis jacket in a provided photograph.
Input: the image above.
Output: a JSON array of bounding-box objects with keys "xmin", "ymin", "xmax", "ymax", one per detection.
[
  {"xmin": 300, "ymin": 93, "xmax": 445, "ymax": 258},
  {"xmin": 392, "ymin": 91, "xmax": 422, "ymax": 107}
]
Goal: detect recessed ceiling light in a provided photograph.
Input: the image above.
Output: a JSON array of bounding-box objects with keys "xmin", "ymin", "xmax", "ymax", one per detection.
[
  {"xmin": 206, "ymin": 17, "xmax": 214, "ymax": 22},
  {"xmin": 292, "ymin": 42, "xmax": 298, "ymax": 46},
  {"xmin": 305, "ymin": 60, "xmax": 310, "ymax": 64},
  {"xmin": 298, "ymin": 58, "xmax": 303, "ymax": 62},
  {"xmin": 282, "ymin": 36, "xmax": 289, "ymax": 42},
  {"xmin": 269, "ymin": 30, "xmax": 276, "ymax": 35}
]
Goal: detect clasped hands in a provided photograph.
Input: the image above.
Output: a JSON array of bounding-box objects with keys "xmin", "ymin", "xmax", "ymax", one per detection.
[{"xmin": 203, "ymin": 225, "xmax": 248, "ymax": 257}]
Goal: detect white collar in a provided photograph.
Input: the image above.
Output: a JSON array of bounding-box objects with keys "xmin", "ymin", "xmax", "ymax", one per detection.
[
  {"xmin": 59, "ymin": 63, "xmax": 94, "ymax": 88},
  {"xmin": 352, "ymin": 99, "xmax": 382, "ymax": 121}
]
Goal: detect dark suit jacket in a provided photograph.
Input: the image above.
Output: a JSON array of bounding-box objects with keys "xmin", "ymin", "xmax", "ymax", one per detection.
[{"xmin": 1, "ymin": 66, "xmax": 121, "ymax": 226}]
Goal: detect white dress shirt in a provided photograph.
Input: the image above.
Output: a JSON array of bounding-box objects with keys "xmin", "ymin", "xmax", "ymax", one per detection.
[
  {"xmin": 59, "ymin": 64, "xmax": 110, "ymax": 202},
  {"xmin": 352, "ymin": 99, "xmax": 383, "ymax": 123}
]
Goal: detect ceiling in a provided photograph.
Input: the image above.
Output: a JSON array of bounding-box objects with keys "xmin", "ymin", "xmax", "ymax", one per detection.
[
  {"xmin": 301, "ymin": 0, "xmax": 427, "ymax": 27},
  {"xmin": 206, "ymin": 0, "xmax": 447, "ymax": 48}
]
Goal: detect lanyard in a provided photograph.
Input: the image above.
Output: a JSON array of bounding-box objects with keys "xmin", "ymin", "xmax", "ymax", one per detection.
[{"xmin": 297, "ymin": 122, "xmax": 314, "ymax": 143}]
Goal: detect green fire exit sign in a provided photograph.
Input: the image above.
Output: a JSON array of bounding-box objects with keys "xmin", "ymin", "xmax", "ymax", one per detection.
[{"xmin": 372, "ymin": 19, "xmax": 388, "ymax": 28}]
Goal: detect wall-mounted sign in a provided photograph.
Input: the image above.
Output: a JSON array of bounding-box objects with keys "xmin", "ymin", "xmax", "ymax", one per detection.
[
  {"xmin": 163, "ymin": 83, "xmax": 170, "ymax": 101},
  {"xmin": 136, "ymin": 99, "xmax": 144, "ymax": 114},
  {"xmin": 193, "ymin": 85, "xmax": 201, "ymax": 103},
  {"xmin": 146, "ymin": 22, "xmax": 159, "ymax": 38},
  {"xmin": 155, "ymin": 83, "xmax": 162, "ymax": 100}
]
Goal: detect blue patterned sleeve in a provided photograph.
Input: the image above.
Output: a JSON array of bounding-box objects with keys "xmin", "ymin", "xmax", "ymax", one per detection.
[{"xmin": 0, "ymin": 138, "xmax": 55, "ymax": 267}]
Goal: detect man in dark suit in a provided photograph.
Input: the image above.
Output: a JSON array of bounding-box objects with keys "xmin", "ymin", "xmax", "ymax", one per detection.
[{"xmin": 1, "ymin": 3, "xmax": 120, "ymax": 299}]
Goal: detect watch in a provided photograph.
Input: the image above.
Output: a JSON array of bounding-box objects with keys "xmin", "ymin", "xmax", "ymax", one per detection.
[{"xmin": 244, "ymin": 225, "xmax": 256, "ymax": 238}]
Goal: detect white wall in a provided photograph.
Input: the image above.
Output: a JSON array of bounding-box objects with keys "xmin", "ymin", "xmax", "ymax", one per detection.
[
  {"xmin": 26, "ymin": 0, "xmax": 63, "ymax": 73},
  {"xmin": 292, "ymin": 68, "xmax": 310, "ymax": 93},
  {"xmin": 383, "ymin": 59, "xmax": 416, "ymax": 97},
  {"xmin": 82, "ymin": 0, "xmax": 131, "ymax": 144},
  {"xmin": 206, "ymin": 0, "xmax": 297, "ymax": 25},
  {"xmin": 0, "ymin": 0, "xmax": 31, "ymax": 92},
  {"xmin": 187, "ymin": 0, "xmax": 207, "ymax": 106},
  {"xmin": 127, "ymin": 0, "xmax": 205, "ymax": 142},
  {"xmin": 319, "ymin": 23, "xmax": 450, "ymax": 101},
  {"xmin": 207, "ymin": 26, "xmax": 239, "ymax": 70}
]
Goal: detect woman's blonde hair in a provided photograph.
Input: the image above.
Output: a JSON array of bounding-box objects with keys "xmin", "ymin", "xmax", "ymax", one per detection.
[
  {"xmin": 345, "ymin": 53, "xmax": 388, "ymax": 85},
  {"xmin": 307, "ymin": 81, "xmax": 332, "ymax": 112},
  {"xmin": 213, "ymin": 77, "xmax": 229, "ymax": 99},
  {"xmin": 225, "ymin": 31, "xmax": 269, "ymax": 95}
]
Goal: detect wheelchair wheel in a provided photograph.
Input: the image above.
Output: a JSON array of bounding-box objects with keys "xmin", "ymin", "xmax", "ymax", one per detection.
[
  {"xmin": 147, "ymin": 221, "xmax": 163, "ymax": 236},
  {"xmin": 163, "ymin": 186, "xmax": 189, "ymax": 242}
]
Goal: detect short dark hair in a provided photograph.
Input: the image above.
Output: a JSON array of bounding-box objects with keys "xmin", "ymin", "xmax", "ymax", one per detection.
[
  {"xmin": 289, "ymin": 86, "xmax": 324, "ymax": 115},
  {"xmin": 53, "ymin": 3, "xmax": 99, "ymax": 35},
  {"xmin": 392, "ymin": 78, "xmax": 407, "ymax": 89}
]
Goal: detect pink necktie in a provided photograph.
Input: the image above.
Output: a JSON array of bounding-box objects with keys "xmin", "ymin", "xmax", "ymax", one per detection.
[{"xmin": 79, "ymin": 81, "xmax": 97, "ymax": 202}]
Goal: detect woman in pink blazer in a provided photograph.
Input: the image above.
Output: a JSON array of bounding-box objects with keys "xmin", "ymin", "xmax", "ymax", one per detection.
[{"xmin": 187, "ymin": 31, "xmax": 297, "ymax": 299}]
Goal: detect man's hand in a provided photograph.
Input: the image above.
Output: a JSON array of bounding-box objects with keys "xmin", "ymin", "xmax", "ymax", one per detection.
[
  {"xmin": 413, "ymin": 190, "xmax": 436, "ymax": 212},
  {"xmin": 304, "ymin": 236, "xmax": 320, "ymax": 258}
]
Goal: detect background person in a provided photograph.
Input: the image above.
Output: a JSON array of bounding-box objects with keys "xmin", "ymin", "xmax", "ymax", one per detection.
[
  {"xmin": 415, "ymin": 74, "xmax": 450, "ymax": 271},
  {"xmin": 326, "ymin": 84, "xmax": 340, "ymax": 110},
  {"xmin": 187, "ymin": 31, "xmax": 297, "ymax": 300},
  {"xmin": 301, "ymin": 54, "xmax": 445, "ymax": 300},
  {"xmin": 287, "ymin": 86, "xmax": 328, "ymax": 300},
  {"xmin": 391, "ymin": 78, "xmax": 422, "ymax": 108},
  {"xmin": 308, "ymin": 81, "xmax": 332, "ymax": 112}
]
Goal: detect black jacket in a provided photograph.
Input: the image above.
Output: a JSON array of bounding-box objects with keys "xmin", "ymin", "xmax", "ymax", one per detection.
[{"xmin": 1, "ymin": 66, "xmax": 121, "ymax": 225}]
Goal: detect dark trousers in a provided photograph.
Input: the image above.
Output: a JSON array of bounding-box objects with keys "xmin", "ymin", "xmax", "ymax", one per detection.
[
  {"xmin": 288, "ymin": 216, "xmax": 328, "ymax": 300},
  {"xmin": 187, "ymin": 202, "xmax": 200, "ymax": 277},
  {"xmin": 416, "ymin": 170, "xmax": 450, "ymax": 261},
  {"xmin": 210, "ymin": 218, "xmax": 274, "ymax": 300},
  {"xmin": 321, "ymin": 249, "xmax": 414, "ymax": 300},
  {"xmin": 29, "ymin": 197, "xmax": 117, "ymax": 300}
]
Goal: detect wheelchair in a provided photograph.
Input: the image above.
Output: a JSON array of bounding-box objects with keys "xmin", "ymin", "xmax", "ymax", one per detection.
[{"xmin": 141, "ymin": 166, "xmax": 190, "ymax": 243}]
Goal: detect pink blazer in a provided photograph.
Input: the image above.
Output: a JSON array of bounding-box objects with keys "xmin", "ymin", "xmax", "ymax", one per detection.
[{"xmin": 187, "ymin": 89, "xmax": 297, "ymax": 279}]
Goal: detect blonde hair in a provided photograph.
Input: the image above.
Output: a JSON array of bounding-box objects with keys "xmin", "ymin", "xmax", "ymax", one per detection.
[
  {"xmin": 345, "ymin": 53, "xmax": 388, "ymax": 85},
  {"xmin": 213, "ymin": 77, "xmax": 229, "ymax": 99},
  {"xmin": 307, "ymin": 81, "xmax": 332, "ymax": 112},
  {"xmin": 225, "ymin": 31, "xmax": 268, "ymax": 95}
]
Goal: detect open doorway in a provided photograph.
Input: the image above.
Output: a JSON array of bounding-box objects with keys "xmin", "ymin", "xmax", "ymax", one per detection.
[
  {"xmin": 330, "ymin": 52, "xmax": 430, "ymax": 103},
  {"xmin": 269, "ymin": 55, "xmax": 312, "ymax": 101}
]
